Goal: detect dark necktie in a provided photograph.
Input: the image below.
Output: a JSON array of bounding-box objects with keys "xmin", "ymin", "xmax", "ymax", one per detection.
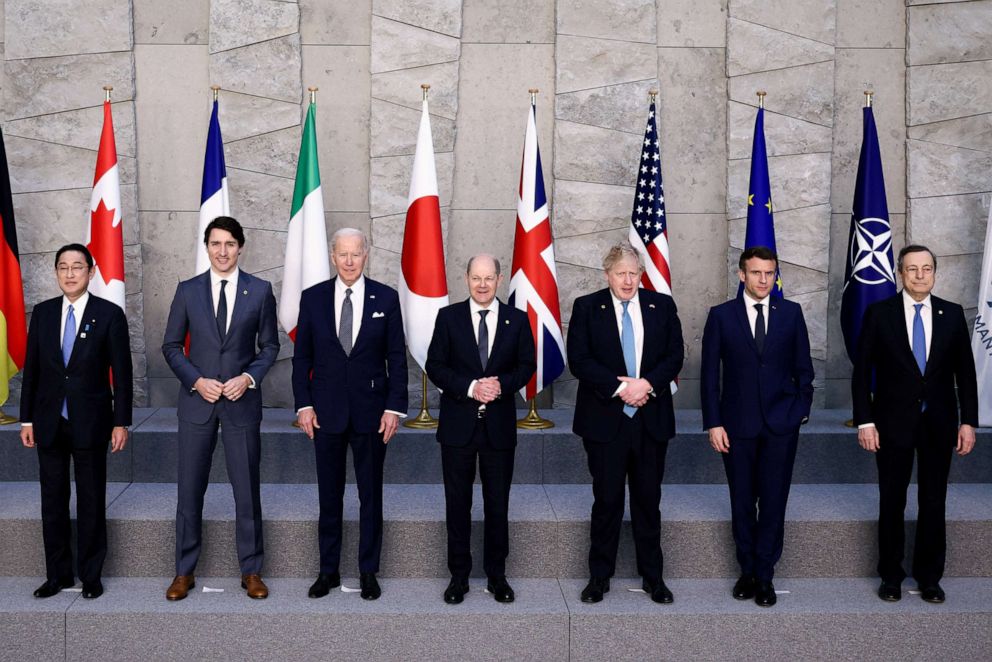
[
  {"xmin": 340, "ymin": 287, "xmax": 353, "ymax": 356},
  {"xmin": 754, "ymin": 303, "xmax": 765, "ymax": 354},
  {"xmin": 477, "ymin": 310, "xmax": 489, "ymax": 369},
  {"xmin": 217, "ymin": 280, "xmax": 228, "ymax": 341}
]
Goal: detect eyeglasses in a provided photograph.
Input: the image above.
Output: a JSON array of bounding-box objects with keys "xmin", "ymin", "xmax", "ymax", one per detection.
[
  {"xmin": 56, "ymin": 265, "xmax": 89, "ymax": 276},
  {"xmin": 903, "ymin": 266, "xmax": 934, "ymax": 277}
]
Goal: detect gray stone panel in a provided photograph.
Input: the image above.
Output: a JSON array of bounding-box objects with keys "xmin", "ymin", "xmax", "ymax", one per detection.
[
  {"xmin": 301, "ymin": 0, "xmax": 372, "ymax": 45},
  {"xmin": 836, "ymin": 0, "xmax": 905, "ymax": 48},
  {"xmin": 728, "ymin": 102, "xmax": 832, "ymax": 159},
  {"xmin": 216, "ymin": 91, "xmax": 302, "ymax": 143},
  {"xmin": 210, "ymin": 34, "xmax": 303, "ymax": 104},
  {"xmin": 18, "ymin": 252, "xmax": 61, "ymax": 307},
  {"xmin": 226, "ymin": 168, "xmax": 295, "ymax": 231},
  {"xmin": 4, "ymin": 0, "xmax": 131, "ymax": 60},
  {"xmin": 3, "ymin": 51, "xmax": 135, "ymax": 120},
  {"xmin": 777, "ymin": 261, "xmax": 829, "ymax": 298},
  {"xmin": 791, "ymin": 289, "xmax": 829, "ymax": 363},
  {"xmin": 727, "ymin": 153, "xmax": 832, "ymax": 220},
  {"xmin": 369, "ymin": 152, "xmax": 454, "ymax": 218},
  {"xmin": 908, "ymin": 113, "xmax": 992, "ymax": 153},
  {"xmin": 554, "ymin": 121, "xmax": 641, "ymax": 187},
  {"xmin": 225, "ymin": 127, "xmax": 300, "ymax": 180},
  {"xmin": 657, "ymin": 0, "xmax": 727, "ymax": 47},
  {"xmin": 4, "ymin": 101, "xmax": 136, "ymax": 157},
  {"xmin": 728, "ymin": 18, "xmax": 834, "ymax": 77},
  {"xmin": 909, "ymin": 194, "xmax": 990, "ymax": 256},
  {"xmin": 929, "ymin": 253, "xmax": 983, "ymax": 309},
  {"xmin": 371, "ymin": 100, "xmax": 455, "ymax": 157},
  {"xmin": 209, "ymin": 0, "xmax": 299, "ymax": 54},
  {"xmin": 555, "ymin": 79, "xmax": 658, "ymax": 135},
  {"xmin": 908, "ymin": 0, "xmax": 992, "ymax": 66},
  {"xmin": 729, "ymin": 0, "xmax": 836, "ymax": 45},
  {"xmin": 557, "ymin": 0, "xmax": 656, "ymax": 43},
  {"xmin": 133, "ymin": 0, "xmax": 209, "ymax": 45},
  {"xmin": 907, "ymin": 60, "xmax": 992, "ymax": 126},
  {"xmin": 13, "ymin": 189, "xmax": 90, "ymax": 253},
  {"xmin": 6, "ymin": 137, "xmax": 100, "ymax": 194},
  {"xmin": 239, "ymin": 229, "xmax": 288, "ymax": 275},
  {"xmin": 462, "ymin": 0, "xmax": 555, "ymax": 44},
  {"xmin": 370, "ymin": 61, "xmax": 459, "ymax": 119},
  {"xmin": 556, "ymin": 228, "xmax": 628, "ymax": 271},
  {"xmin": 556, "ymin": 262, "xmax": 607, "ymax": 325},
  {"xmin": 443, "ymin": 210, "xmax": 517, "ymax": 301},
  {"xmin": 373, "ymin": 0, "xmax": 462, "ymax": 38},
  {"xmin": 553, "ymin": 180, "xmax": 632, "ymax": 237},
  {"xmin": 370, "ymin": 17, "xmax": 460, "ymax": 74},
  {"xmin": 728, "ymin": 61, "xmax": 835, "ymax": 127},
  {"xmin": 907, "ymin": 139, "xmax": 992, "ymax": 198},
  {"xmin": 556, "ymin": 36, "xmax": 656, "ymax": 95}
]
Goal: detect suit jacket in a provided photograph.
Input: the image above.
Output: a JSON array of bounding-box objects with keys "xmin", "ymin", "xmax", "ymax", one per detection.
[
  {"xmin": 20, "ymin": 294, "xmax": 132, "ymax": 450},
  {"xmin": 162, "ymin": 270, "xmax": 279, "ymax": 425},
  {"xmin": 425, "ymin": 299, "xmax": 536, "ymax": 449},
  {"xmin": 567, "ymin": 288, "xmax": 683, "ymax": 444},
  {"xmin": 292, "ymin": 277, "xmax": 408, "ymax": 434},
  {"xmin": 852, "ymin": 292, "xmax": 978, "ymax": 444},
  {"xmin": 700, "ymin": 296, "xmax": 814, "ymax": 438}
]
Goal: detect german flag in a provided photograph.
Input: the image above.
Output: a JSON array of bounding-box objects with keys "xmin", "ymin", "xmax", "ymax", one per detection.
[{"xmin": 0, "ymin": 127, "xmax": 26, "ymax": 407}]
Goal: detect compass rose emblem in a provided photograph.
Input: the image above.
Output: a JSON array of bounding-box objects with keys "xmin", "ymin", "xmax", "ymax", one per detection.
[{"xmin": 849, "ymin": 217, "xmax": 895, "ymax": 286}]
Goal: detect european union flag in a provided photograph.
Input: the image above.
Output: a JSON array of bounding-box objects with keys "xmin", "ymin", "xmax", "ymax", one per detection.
[
  {"xmin": 741, "ymin": 107, "xmax": 783, "ymax": 298},
  {"xmin": 840, "ymin": 106, "xmax": 896, "ymax": 362}
]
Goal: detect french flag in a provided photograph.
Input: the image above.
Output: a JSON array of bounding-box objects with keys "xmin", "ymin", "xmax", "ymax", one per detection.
[{"xmin": 195, "ymin": 97, "xmax": 230, "ymax": 275}]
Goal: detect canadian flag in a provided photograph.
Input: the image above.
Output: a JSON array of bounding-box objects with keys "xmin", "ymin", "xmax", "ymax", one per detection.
[
  {"xmin": 399, "ymin": 97, "xmax": 448, "ymax": 370},
  {"xmin": 86, "ymin": 100, "xmax": 125, "ymax": 311}
]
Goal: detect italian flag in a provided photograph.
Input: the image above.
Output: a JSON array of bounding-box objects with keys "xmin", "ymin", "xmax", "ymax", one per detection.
[{"xmin": 279, "ymin": 100, "xmax": 330, "ymax": 340}]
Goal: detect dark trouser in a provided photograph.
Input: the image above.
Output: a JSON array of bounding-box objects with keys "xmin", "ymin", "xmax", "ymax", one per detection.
[
  {"xmin": 721, "ymin": 425, "xmax": 799, "ymax": 582},
  {"xmin": 314, "ymin": 424, "xmax": 388, "ymax": 575},
  {"xmin": 876, "ymin": 414, "xmax": 954, "ymax": 587},
  {"xmin": 584, "ymin": 415, "xmax": 668, "ymax": 582},
  {"xmin": 38, "ymin": 417, "xmax": 108, "ymax": 584},
  {"xmin": 441, "ymin": 422, "xmax": 515, "ymax": 580},
  {"xmin": 175, "ymin": 402, "xmax": 263, "ymax": 576}
]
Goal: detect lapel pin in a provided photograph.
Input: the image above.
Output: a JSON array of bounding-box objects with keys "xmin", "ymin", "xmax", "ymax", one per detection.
[
  {"xmin": 938, "ymin": 309, "xmax": 943, "ymax": 315},
  {"xmin": 80, "ymin": 333, "xmax": 87, "ymax": 339},
  {"xmin": 505, "ymin": 319, "xmax": 510, "ymax": 325},
  {"xmin": 243, "ymin": 289, "xmax": 248, "ymax": 295},
  {"xmin": 370, "ymin": 294, "xmax": 376, "ymax": 299},
  {"xmin": 649, "ymin": 303, "xmax": 656, "ymax": 309},
  {"xmin": 600, "ymin": 304, "xmax": 606, "ymax": 309}
]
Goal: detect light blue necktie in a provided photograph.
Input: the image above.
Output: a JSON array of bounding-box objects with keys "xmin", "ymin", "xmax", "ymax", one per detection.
[
  {"xmin": 61, "ymin": 304, "xmax": 76, "ymax": 419},
  {"xmin": 621, "ymin": 301, "xmax": 637, "ymax": 418},
  {"xmin": 912, "ymin": 303, "xmax": 927, "ymax": 411}
]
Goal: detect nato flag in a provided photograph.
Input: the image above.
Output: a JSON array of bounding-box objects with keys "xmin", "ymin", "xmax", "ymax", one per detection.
[{"xmin": 741, "ymin": 107, "xmax": 783, "ymax": 298}]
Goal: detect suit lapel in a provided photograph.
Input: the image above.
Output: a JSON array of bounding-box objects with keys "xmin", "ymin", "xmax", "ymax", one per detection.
[
  {"xmin": 734, "ymin": 297, "xmax": 760, "ymax": 355},
  {"xmin": 598, "ymin": 290, "xmax": 626, "ymax": 374},
  {"xmin": 199, "ymin": 272, "xmax": 222, "ymax": 345},
  {"xmin": 637, "ymin": 295, "xmax": 656, "ymax": 373},
  {"xmin": 461, "ymin": 300, "xmax": 486, "ymax": 372},
  {"xmin": 763, "ymin": 300, "xmax": 783, "ymax": 352},
  {"xmin": 222, "ymin": 272, "xmax": 250, "ymax": 347},
  {"xmin": 486, "ymin": 300, "xmax": 511, "ymax": 369},
  {"xmin": 890, "ymin": 293, "xmax": 922, "ymax": 375},
  {"xmin": 65, "ymin": 297, "xmax": 95, "ymax": 371},
  {"xmin": 924, "ymin": 297, "xmax": 948, "ymax": 378}
]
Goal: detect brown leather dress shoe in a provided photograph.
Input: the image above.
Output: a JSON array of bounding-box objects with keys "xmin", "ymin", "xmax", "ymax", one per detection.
[
  {"xmin": 242, "ymin": 574, "xmax": 268, "ymax": 599},
  {"xmin": 166, "ymin": 575, "xmax": 195, "ymax": 601}
]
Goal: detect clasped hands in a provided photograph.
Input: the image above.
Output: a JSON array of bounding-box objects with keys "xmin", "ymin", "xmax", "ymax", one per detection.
[
  {"xmin": 618, "ymin": 376, "xmax": 652, "ymax": 408},
  {"xmin": 194, "ymin": 374, "xmax": 251, "ymax": 403},
  {"xmin": 472, "ymin": 377, "xmax": 501, "ymax": 404}
]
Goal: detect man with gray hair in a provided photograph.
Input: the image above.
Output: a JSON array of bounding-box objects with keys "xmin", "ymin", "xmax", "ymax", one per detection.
[
  {"xmin": 292, "ymin": 227, "xmax": 408, "ymax": 600},
  {"xmin": 567, "ymin": 241, "xmax": 684, "ymax": 604}
]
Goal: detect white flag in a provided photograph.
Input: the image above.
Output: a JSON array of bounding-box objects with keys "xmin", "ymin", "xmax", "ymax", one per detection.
[{"xmin": 972, "ymin": 200, "xmax": 992, "ymax": 427}]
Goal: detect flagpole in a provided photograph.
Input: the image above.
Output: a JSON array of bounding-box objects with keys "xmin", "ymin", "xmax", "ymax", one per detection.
[
  {"xmin": 212, "ymin": 84, "xmax": 220, "ymax": 102},
  {"xmin": 756, "ymin": 90, "xmax": 765, "ymax": 108},
  {"xmin": 104, "ymin": 85, "xmax": 112, "ymax": 102},
  {"xmin": 308, "ymin": 86, "xmax": 317, "ymax": 104}
]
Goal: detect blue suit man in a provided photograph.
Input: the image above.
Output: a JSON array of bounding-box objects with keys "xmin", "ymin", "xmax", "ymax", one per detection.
[
  {"xmin": 162, "ymin": 217, "xmax": 279, "ymax": 601},
  {"xmin": 700, "ymin": 246, "xmax": 814, "ymax": 607},
  {"xmin": 292, "ymin": 228, "xmax": 408, "ymax": 601}
]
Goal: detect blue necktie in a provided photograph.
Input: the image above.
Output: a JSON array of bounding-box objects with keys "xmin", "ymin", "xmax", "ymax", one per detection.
[
  {"xmin": 912, "ymin": 303, "xmax": 927, "ymax": 411},
  {"xmin": 621, "ymin": 301, "xmax": 637, "ymax": 418},
  {"xmin": 61, "ymin": 304, "xmax": 76, "ymax": 419}
]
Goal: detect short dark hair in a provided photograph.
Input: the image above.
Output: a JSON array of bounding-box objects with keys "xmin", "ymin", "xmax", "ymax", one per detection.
[
  {"xmin": 203, "ymin": 216, "xmax": 245, "ymax": 247},
  {"xmin": 897, "ymin": 244, "xmax": 936, "ymax": 272},
  {"xmin": 55, "ymin": 243, "xmax": 93, "ymax": 268},
  {"xmin": 738, "ymin": 246, "xmax": 778, "ymax": 270}
]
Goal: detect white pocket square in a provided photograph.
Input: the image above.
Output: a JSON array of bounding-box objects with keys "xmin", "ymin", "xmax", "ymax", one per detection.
[{"xmin": 372, "ymin": 311, "xmax": 385, "ymax": 318}]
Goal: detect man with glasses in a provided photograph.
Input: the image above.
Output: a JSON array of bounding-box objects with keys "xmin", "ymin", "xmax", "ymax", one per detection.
[{"xmin": 853, "ymin": 244, "xmax": 978, "ymax": 604}]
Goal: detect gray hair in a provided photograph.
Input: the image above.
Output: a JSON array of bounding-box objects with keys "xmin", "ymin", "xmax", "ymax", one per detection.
[
  {"xmin": 466, "ymin": 253, "xmax": 501, "ymax": 276},
  {"xmin": 897, "ymin": 244, "xmax": 937, "ymax": 272},
  {"xmin": 331, "ymin": 227, "xmax": 368, "ymax": 253},
  {"xmin": 602, "ymin": 242, "xmax": 644, "ymax": 272}
]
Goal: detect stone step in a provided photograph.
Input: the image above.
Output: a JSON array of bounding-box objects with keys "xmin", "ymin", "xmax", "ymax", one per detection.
[
  {"xmin": 3, "ymin": 576, "xmax": 989, "ymax": 662},
  {"xmin": 2, "ymin": 408, "xmax": 989, "ymax": 484},
  {"xmin": 2, "ymin": 482, "xmax": 990, "ymax": 580}
]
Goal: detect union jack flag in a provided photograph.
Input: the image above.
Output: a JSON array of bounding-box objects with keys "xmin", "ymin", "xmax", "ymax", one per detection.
[{"xmin": 508, "ymin": 100, "xmax": 565, "ymax": 400}]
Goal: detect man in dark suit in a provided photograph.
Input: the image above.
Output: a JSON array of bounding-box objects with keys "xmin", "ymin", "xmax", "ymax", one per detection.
[
  {"xmin": 853, "ymin": 244, "xmax": 978, "ymax": 604},
  {"xmin": 162, "ymin": 216, "xmax": 279, "ymax": 601},
  {"xmin": 700, "ymin": 246, "xmax": 814, "ymax": 607},
  {"xmin": 293, "ymin": 228, "xmax": 407, "ymax": 601},
  {"xmin": 425, "ymin": 254, "xmax": 535, "ymax": 604},
  {"xmin": 567, "ymin": 242, "xmax": 683, "ymax": 604},
  {"xmin": 20, "ymin": 243, "xmax": 132, "ymax": 600}
]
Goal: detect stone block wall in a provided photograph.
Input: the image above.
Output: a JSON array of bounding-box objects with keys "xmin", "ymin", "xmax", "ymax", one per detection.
[{"xmin": 1, "ymin": 0, "xmax": 988, "ymax": 411}]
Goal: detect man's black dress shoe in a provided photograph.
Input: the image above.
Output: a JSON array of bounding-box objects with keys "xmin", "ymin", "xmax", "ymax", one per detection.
[
  {"xmin": 733, "ymin": 575, "xmax": 757, "ymax": 600},
  {"xmin": 308, "ymin": 572, "xmax": 341, "ymax": 598},
  {"xmin": 877, "ymin": 581, "xmax": 901, "ymax": 602},
  {"xmin": 360, "ymin": 573, "xmax": 381, "ymax": 600},
  {"xmin": 33, "ymin": 578, "xmax": 74, "ymax": 598},
  {"xmin": 642, "ymin": 578, "xmax": 674, "ymax": 604},
  {"xmin": 580, "ymin": 577, "xmax": 610, "ymax": 603},
  {"xmin": 754, "ymin": 581, "xmax": 777, "ymax": 607},
  {"xmin": 487, "ymin": 576, "xmax": 515, "ymax": 603},
  {"xmin": 444, "ymin": 577, "xmax": 470, "ymax": 604},
  {"xmin": 82, "ymin": 581, "xmax": 104, "ymax": 600},
  {"xmin": 920, "ymin": 584, "xmax": 945, "ymax": 604}
]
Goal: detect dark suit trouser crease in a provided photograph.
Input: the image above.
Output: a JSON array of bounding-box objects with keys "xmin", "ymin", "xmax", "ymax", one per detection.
[
  {"xmin": 38, "ymin": 417, "xmax": 108, "ymax": 584},
  {"xmin": 441, "ymin": 422, "xmax": 514, "ymax": 580},
  {"xmin": 314, "ymin": 425, "xmax": 387, "ymax": 575},
  {"xmin": 875, "ymin": 413, "xmax": 954, "ymax": 586},
  {"xmin": 584, "ymin": 414, "xmax": 668, "ymax": 582},
  {"xmin": 721, "ymin": 426, "xmax": 799, "ymax": 582},
  {"xmin": 175, "ymin": 401, "xmax": 263, "ymax": 576}
]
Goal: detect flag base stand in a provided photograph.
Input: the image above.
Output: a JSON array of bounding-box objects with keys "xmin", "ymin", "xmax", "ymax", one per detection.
[
  {"xmin": 843, "ymin": 418, "xmax": 855, "ymax": 428},
  {"xmin": 0, "ymin": 408, "xmax": 18, "ymax": 425},
  {"xmin": 517, "ymin": 399, "xmax": 554, "ymax": 430},
  {"xmin": 404, "ymin": 372, "xmax": 438, "ymax": 429}
]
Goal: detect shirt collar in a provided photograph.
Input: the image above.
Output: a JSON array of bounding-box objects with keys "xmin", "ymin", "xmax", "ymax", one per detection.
[
  {"xmin": 610, "ymin": 291, "xmax": 639, "ymax": 310},
  {"xmin": 470, "ymin": 297, "xmax": 499, "ymax": 316},
  {"xmin": 210, "ymin": 267, "xmax": 240, "ymax": 288},
  {"xmin": 902, "ymin": 290, "xmax": 931, "ymax": 310},
  {"xmin": 336, "ymin": 274, "xmax": 365, "ymax": 297},
  {"xmin": 62, "ymin": 291, "xmax": 89, "ymax": 315},
  {"xmin": 742, "ymin": 290, "xmax": 770, "ymax": 308}
]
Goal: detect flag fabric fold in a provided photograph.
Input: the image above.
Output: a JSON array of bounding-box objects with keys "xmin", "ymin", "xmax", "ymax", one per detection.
[
  {"xmin": 399, "ymin": 98, "xmax": 449, "ymax": 371},
  {"xmin": 0, "ymin": 128, "xmax": 26, "ymax": 407},
  {"xmin": 740, "ymin": 106, "xmax": 783, "ymax": 298},
  {"xmin": 280, "ymin": 101, "xmax": 331, "ymax": 341},
  {"xmin": 508, "ymin": 101, "xmax": 565, "ymax": 400},
  {"xmin": 195, "ymin": 98, "xmax": 230, "ymax": 275},
  {"xmin": 86, "ymin": 100, "xmax": 125, "ymax": 311},
  {"xmin": 972, "ymin": 201, "xmax": 992, "ymax": 427},
  {"xmin": 840, "ymin": 105, "xmax": 896, "ymax": 363}
]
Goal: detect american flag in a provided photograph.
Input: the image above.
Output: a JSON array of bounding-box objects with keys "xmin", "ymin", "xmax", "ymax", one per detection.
[{"xmin": 628, "ymin": 98, "xmax": 678, "ymax": 393}]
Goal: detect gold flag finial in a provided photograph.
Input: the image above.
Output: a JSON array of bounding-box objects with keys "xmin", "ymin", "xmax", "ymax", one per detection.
[
  {"xmin": 649, "ymin": 89, "xmax": 659, "ymax": 103},
  {"xmin": 103, "ymin": 85, "xmax": 113, "ymax": 103},
  {"xmin": 421, "ymin": 83, "xmax": 430, "ymax": 101},
  {"xmin": 308, "ymin": 86, "xmax": 318, "ymax": 104},
  {"xmin": 529, "ymin": 88, "xmax": 539, "ymax": 105},
  {"xmin": 864, "ymin": 90, "xmax": 874, "ymax": 108},
  {"xmin": 756, "ymin": 90, "xmax": 766, "ymax": 109},
  {"xmin": 211, "ymin": 85, "xmax": 221, "ymax": 101}
]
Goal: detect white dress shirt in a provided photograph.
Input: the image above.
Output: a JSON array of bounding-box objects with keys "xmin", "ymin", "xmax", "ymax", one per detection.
[
  {"xmin": 60, "ymin": 291, "xmax": 90, "ymax": 343},
  {"xmin": 902, "ymin": 290, "xmax": 932, "ymax": 360},
  {"xmin": 611, "ymin": 292, "xmax": 646, "ymax": 397},
  {"xmin": 742, "ymin": 290, "xmax": 770, "ymax": 337},
  {"xmin": 335, "ymin": 275, "xmax": 365, "ymax": 342},
  {"xmin": 467, "ymin": 298, "xmax": 499, "ymax": 398},
  {"xmin": 209, "ymin": 267, "xmax": 239, "ymax": 335}
]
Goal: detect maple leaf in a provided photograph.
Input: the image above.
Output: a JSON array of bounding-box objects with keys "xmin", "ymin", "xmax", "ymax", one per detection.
[{"xmin": 87, "ymin": 198, "xmax": 125, "ymax": 285}]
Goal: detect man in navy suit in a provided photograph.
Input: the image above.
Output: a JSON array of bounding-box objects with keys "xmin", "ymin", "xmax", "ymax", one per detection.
[
  {"xmin": 162, "ymin": 216, "xmax": 279, "ymax": 601},
  {"xmin": 292, "ymin": 228, "xmax": 408, "ymax": 601},
  {"xmin": 20, "ymin": 243, "xmax": 132, "ymax": 600},
  {"xmin": 425, "ymin": 254, "xmax": 535, "ymax": 604},
  {"xmin": 700, "ymin": 246, "xmax": 814, "ymax": 607},
  {"xmin": 853, "ymin": 244, "xmax": 977, "ymax": 604},
  {"xmin": 567, "ymin": 242, "xmax": 683, "ymax": 604}
]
